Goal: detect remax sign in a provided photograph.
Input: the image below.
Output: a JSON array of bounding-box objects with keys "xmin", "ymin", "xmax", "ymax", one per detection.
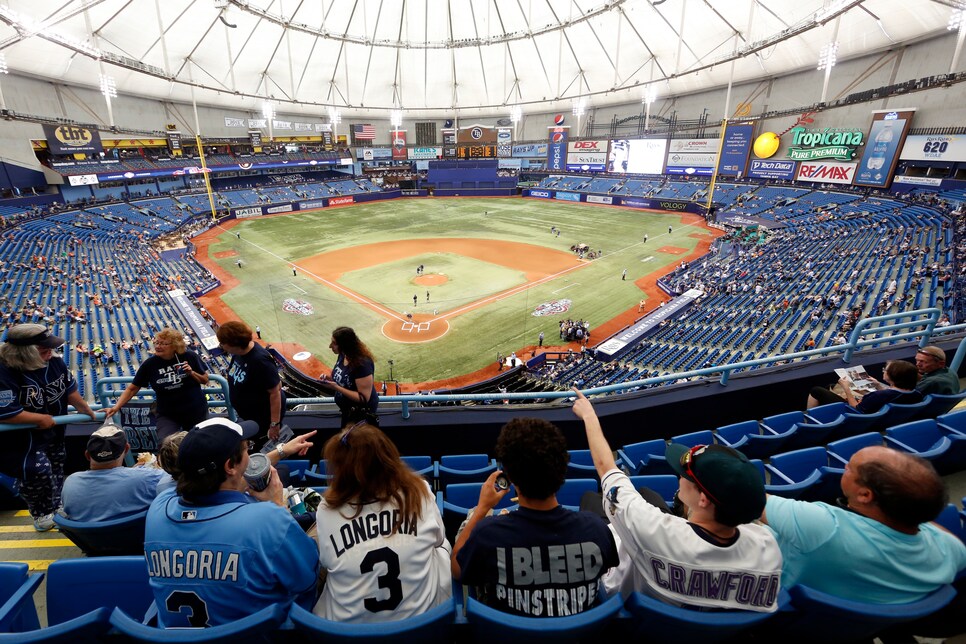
[{"xmin": 796, "ymin": 161, "xmax": 857, "ymax": 185}]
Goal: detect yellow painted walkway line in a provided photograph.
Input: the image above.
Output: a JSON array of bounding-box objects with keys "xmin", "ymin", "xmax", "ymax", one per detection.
[
  {"xmin": 0, "ymin": 539, "xmax": 73, "ymax": 548},
  {"xmin": 13, "ymin": 511, "xmax": 31, "ymax": 518},
  {"xmin": 0, "ymin": 526, "xmax": 39, "ymax": 533},
  {"xmin": 5, "ymin": 560, "xmax": 57, "ymax": 572}
]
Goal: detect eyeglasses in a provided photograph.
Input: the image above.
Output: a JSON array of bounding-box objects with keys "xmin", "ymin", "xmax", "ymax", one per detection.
[
  {"xmin": 680, "ymin": 445, "xmax": 720, "ymax": 505},
  {"xmin": 340, "ymin": 420, "xmax": 366, "ymax": 446}
]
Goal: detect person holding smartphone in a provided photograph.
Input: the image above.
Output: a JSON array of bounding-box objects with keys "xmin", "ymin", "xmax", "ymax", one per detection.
[{"xmin": 106, "ymin": 327, "xmax": 209, "ymax": 441}]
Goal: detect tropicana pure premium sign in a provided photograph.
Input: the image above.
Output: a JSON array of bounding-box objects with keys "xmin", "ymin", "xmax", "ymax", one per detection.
[{"xmin": 786, "ymin": 126, "xmax": 864, "ymax": 162}]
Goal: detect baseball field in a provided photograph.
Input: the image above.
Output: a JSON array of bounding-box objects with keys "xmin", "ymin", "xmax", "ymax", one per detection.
[{"xmin": 193, "ymin": 197, "xmax": 718, "ymax": 386}]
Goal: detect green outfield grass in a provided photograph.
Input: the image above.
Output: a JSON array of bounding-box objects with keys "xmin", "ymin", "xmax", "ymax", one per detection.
[{"xmin": 206, "ymin": 197, "xmax": 709, "ymax": 383}]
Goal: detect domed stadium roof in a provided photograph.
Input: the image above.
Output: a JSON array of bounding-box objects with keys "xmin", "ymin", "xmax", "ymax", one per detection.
[{"xmin": 0, "ymin": 0, "xmax": 954, "ymax": 118}]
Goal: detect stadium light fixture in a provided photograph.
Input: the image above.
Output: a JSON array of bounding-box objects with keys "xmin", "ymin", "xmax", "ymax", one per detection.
[
  {"xmin": 817, "ymin": 42, "xmax": 839, "ymax": 70},
  {"xmin": 642, "ymin": 85, "xmax": 658, "ymax": 106},
  {"xmin": 328, "ymin": 107, "xmax": 341, "ymax": 125},
  {"xmin": 510, "ymin": 105, "xmax": 522, "ymax": 124},
  {"xmin": 390, "ymin": 110, "xmax": 403, "ymax": 129},
  {"xmin": 99, "ymin": 74, "xmax": 117, "ymax": 99},
  {"xmin": 571, "ymin": 97, "xmax": 587, "ymax": 117},
  {"xmin": 261, "ymin": 101, "xmax": 275, "ymax": 120}
]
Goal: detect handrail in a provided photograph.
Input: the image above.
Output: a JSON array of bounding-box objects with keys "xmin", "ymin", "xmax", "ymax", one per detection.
[{"xmin": 1, "ymin": 310, "xmax": 963, "ymax": 428}]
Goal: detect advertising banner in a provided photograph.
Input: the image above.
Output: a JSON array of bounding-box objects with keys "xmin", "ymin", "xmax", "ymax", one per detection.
[
  {"xmin": 67, "ymin": 174, "xmax": 99, "ymax": 186},
  {"xmin": 359, "ymin": 148, "xmax": 392, "ymax": 160},
  {"xmin": 625, "ymin": 139, "xmax": 667, "ymax": 174},
  {"xmin": 528, "ymin": 189, "xmax": 553, "ymax": 199},
  {"xmin": 249, "ymin": 130, "xmax": 263, "ymax": 152},
  {"xmin": 854, "ymin": 109, "xmax": 915, "ymax": 188},
  {"xmin": 666, "ymin": 165, "xmax": 713, "ymax": 176},
  {"xmin": 547, "ymin": 127, "xmax": 569, "ymax": 171},
  {"xmin": 748, "ymin": 159, "xmax": 796, "ymax": 180},
  {"xmin": 586, "ymin": 195, "xmax": 613, "ymax": 205},
  {"xmin": 786, "ymin": 127, "xmax": 864, "ymax": 161},
  {"xmin": 167, "ymin": 288, "xmax": 219, "ymax": 351},
  {"xmin": 329, "ymin": 196, "xmax": 354, "ymax": 206},
  {"xmin": 409, "ymin": 147, "xmax": 441, "ymax": 160},
  {"xmin": 554, "ymin": 192, "xmax": 581, "ymax": 202},
  {"xmin": 321, "ymin": 130, "xmax": 333, "ymax": 150},
  {"xmin": 718, "ymin": 124, "xmax": 754, "ymax": 176},
  {"xmin": 225, "ymin": 117, "xmax": 246, "ymax": 127},
  {"xmin": 512, "ymin": 143, "xmax": 548, "ymax": 158},
  {"xmin": 497, "ymin": 128, "xmax": 512, "ymax": 158},
  {"xmin": 900, "ymin": 134, "xmax": 966, "ymax": 162},
  {"xmin": 566, "ymin": 139, "xmax": 608, "ymax": 171},
  {"xmin": 458, "ymin": 125, "xmax": 497, "ymax": 145},
  {"xmin": 248, "ymin": 119, "xmax": 267, "ymax": 129},
  {"xmin": 43, "ymin": 124, "xmax": 103, "ymax": 155},
  {"xmin": 796, "ymin": 161, "xmax": 857, "ymax": 185},
  {"xmin": 300, "ymin": 200, "xmax": 328, "ymax": 210},
  {"xmin": 893, "ymin": 175, "xmax": 943, "ymax": 187},
  {"xmin": 234, "ymin": 207, "xmax": 262, "ymax": 219},
  {"xmin": 391, "ymin": 130, "xmax": 408, "ymax": 161},
  {"xmin": 596, "ymin": 289, "xmax": 704, "ymax": 360},
  {"xmin": 669, "ymin": 139, "xmax": 719, "ymax": 154},
  {"xmin": 167, "ymin": 131, "xmax": 182, "ymax": 155}
]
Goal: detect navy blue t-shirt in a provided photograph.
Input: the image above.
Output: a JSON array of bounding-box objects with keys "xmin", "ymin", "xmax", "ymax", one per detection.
[
  {"xmin": 857, "ymin": 388, "xmax": 922, "ymax": 414},
  {"xmin": 132, "ymin": 351, "xmax": 207, "ymax": 420},
  {"xmin": 330, "ymin": 354, "xmax": 378, "ymax": 413},
  {"xmin": 457, "ymin": 506, "xmax": 619, "ymax": 617},
  {"xmin": 226, "ymin": 343, "xmax": 284, "ymax": 431}
]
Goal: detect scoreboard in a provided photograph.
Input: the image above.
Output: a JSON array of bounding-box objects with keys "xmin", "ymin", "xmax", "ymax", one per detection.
[{"xmin": 457, "ymin": 145, "xmax": 497, "ymax": 159}]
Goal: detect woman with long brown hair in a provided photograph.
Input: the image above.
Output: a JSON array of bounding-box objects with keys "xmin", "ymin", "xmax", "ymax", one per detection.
[
  {"xmin": 319, "ymin": 326, "xmax": 379, "ymax": 429},
  {"xmin": 312, "ymin": 422, "xmax": 451, "ymax": 623}
]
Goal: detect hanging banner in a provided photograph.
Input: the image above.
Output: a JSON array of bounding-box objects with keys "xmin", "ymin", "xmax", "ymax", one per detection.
[
  {"xmin": 900, "ymin": 134, "xmax": 966, "ymax": 162},
  {"xmin": 497, "ymin": 128, "xmax": 512, "ymax": 158},
  {"xmin": 167, "ymin": 131, "xmax": 182, "ymax": 157},
  {"xmin": 854, "ymin": 109, "xmax": 916, "ymax": 188},
  {"xmin": 392, "ymin": 130, "xmax": 408, "ymax": 161},
  {"xmin": 321, "ymin": 130, "xmax": 333, "ymax": 150},
  {"xmin": 224, "ymin": 117, "xmax": 246, "ymax": 127},
  {"xmin": 566, "ymin": 140, "xmax": 608, "ymax": 171},
  {"xmin": 43, "ymin": 124, "xmax": 103, "ymax": 155},
  {"xmin": 249, "ymin": 130, "xmax": 263, "ymax": 153},
  {"xmin": 718, "ymin": 124, "xmax": 754, "ymax": 177},
  {"xmin": 669, "ymin": 139, "xmax": 719, "ymax": 153},
  {"xmin": 248, "ymin": 119, "xmax": 267, "ymax": 129},
  {"xmin": 547, "ymin": 127, "xmax": 569, "ymax": 171}
]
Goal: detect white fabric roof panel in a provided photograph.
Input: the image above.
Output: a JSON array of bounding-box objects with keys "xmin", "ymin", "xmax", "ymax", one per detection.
[{"xmin": 0, "ymin": 0, "xmax": 954, "ymax": 118}]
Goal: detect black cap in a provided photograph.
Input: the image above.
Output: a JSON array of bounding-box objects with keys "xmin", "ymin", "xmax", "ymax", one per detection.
[
  {"xmin": 666, "ymin": 443, "xmax": 766, "ymax": 525},
  {"xmin": 5, "ymin": 324, "xmax": 65, "ymax": 349},
  {"xmin": 178, "ymin": 418, "xmax": 260, "ymax": 477}
]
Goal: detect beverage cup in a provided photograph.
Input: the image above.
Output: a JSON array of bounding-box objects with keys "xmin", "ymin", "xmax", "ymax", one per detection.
[{"xmin": 244, "ymin": 452, "xmax": 272, "ymax": 492}]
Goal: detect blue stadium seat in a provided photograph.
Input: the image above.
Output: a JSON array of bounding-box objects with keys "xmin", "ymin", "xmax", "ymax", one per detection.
[
  {"xmin": 623, "ymin": 589, "xmax": 790, "ymax": 643},
  {"xmin": 616, "ymin": 439, "xmax": 668, "ymax": 476},
  {"xmin": 873, "ymin": 399, "xmax": 933, "ymax": 430},
  {"xmin": 288, "ymin": 596, "xmax": 455, "ymax": 643},
  {"xmin": 937, "ymin": 409, "xmax": 966, "ymax": 434},
  {"xmin": 779, "ymin": 583, "xmax": 956, "ymax": 643},
  {"xmin": 399, "ymin": 456, "xmax": 436, "ymax": 484},
  {"xmin": 45, "ymin": 556, "xmax": 153, "ymax": 627},
  {"xmin": 109, "ymin": 603, "xmax": 287, "ymax": 643},
  {"xmin": 565, "ymin": 450, "xmax": 598, "ymax": 479},
  {"xmin": 915, "ymin": 391, "xmax": 966, "ymax": 419},
  {"xmin": 715, "ymin": 420, "xmax": 788, "ymax": 460},
  {"xmin": 53, "ymin": 510, "xmax": 147, "ymax": 557},
  {"xmin": 556, "ymin": 479, "xmax": 599, "ymax": 510},
  {"xmin": 934, "ymin": 503, "xmax": 966, "ymax": 543},
  {"xmin": 627, "ymin": 474, "xmax": 680, "ymax": 508},
  {"xmin": 765, "ymin": 447, "xmax": 839, "ymax": 501},
  {"xmin": 464, "ymin": 591, "xmax": 622, "ymax": 642},
  {"xmin": 884, "ymin": 420, "xmax": 966, "ymax": 474},
  {"xmin": 826, "ymin": 432, "xmax": 885, "ymax": 467},
  {"xmin": 806, "ymin": 402, "xmax": 852, "ymax": 424},
  {"xmin": 0, "ymin": 563, "xmax": 42, "ymax": 634},
  {"xmin": 440, "ymin": 483, "xmax": 517, "ymax": 543},
  {"xmin": 436, "ymin": 454, "xmax": 498, "ymax": 488},
  {"xmin": 277, "ymin": 459, "xmax": 310, "ymax": 484}
]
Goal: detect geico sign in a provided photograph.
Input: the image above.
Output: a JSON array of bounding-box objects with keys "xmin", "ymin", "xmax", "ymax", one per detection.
[
  {"xmin": 572, "ymin": 141, "xmax": 603, "ymax": 150},
  {"xmin": 530, "ymin": 190, "xmax": 550, "ymax": 197},
  {"xmin": 659, "ymin": 201, "xmax": 688, "ymax": 211}
]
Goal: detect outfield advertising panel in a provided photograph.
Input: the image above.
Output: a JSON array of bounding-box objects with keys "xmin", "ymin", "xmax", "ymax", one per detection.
[
  {"xmin": 619, "ymin": 197, "xmax": 705, "ymax": 215},
  {"xmin": 409, "ymin": 147, "xmax": 441, "ymax": 160},
  {"xmin": 625, "ymin": 139, "xmax": 667, "ymax": 174},
  {"xmin": 893, "ymin": 176, "xmax": 943, "ymax": 187},
  {"xmin": 566, "ymin": 140, "xmax": 608, "ymax": 171},
  {"xmin": 596, "ymin": 289, "xmax": 704, "ymax": 360},
  {"xmin": 797, "ymin": 161, "xmax": 857, "ymax": 185},
  {"xmin": 554, "ymin": 191, "xmax": 581, "ymax": 202},
  {"xmin": 586, "ymin": 195, "xmax": 613, "ymax": 205},
  {"xmin": 748, "ymin": 159, "xmax": 796, "ymax": 180},
  {"xmin": 900, "ymin": 134, "xmax": 966, "ymax": 162},
  {"xmin": 527, "ymin": 189, "xmax": 553, "ymax": 199},
  {"xmin": 854, "ymin": 109, "xmax": 915, "ymax": 188},
  {"xmin": 547, "ymin": 128, "xmax": 569, "ymax": 171},
  {"xmin": 513, "ymin": 143, "xmax": 548, "ymax": 158},
  {"xmin": 718, "ymin": 125, "xmax": 754, "ymax": 176}
]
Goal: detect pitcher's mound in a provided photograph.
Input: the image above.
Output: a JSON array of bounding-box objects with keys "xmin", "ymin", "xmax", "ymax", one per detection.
[
  {"xmin": 414, "ymin": 274, "xmax": 448, "ymax": 286},
  {"xmin": 383, "ymin": 315, "xmax": 450, "ymax": 343}
]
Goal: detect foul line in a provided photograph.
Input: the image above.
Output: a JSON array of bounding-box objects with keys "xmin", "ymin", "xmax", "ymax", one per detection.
[{"xmin": 552, "ymin": 283, "xmax": 579, "ymax": 294}]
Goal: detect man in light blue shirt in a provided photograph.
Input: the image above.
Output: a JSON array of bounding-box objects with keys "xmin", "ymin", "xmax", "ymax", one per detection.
[
  {"xmin": 761, "ymin": 446, "xmax": 966, "ymax": 604},
  {"xmin": 62, "ymin": 425, "xmax": 164, "ymax": 522}
]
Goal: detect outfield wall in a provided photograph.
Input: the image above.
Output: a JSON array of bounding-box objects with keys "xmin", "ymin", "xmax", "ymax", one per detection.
[{"xmin": 523, "ymin": 188, "xmax": 706, "ymax": 215}]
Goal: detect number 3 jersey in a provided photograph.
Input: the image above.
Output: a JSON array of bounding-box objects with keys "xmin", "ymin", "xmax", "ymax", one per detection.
[
  {"xmin": 313, "ymin": 482, "xmax": 453, "ymax": 623},
  {"xmin": 145, "ymin": 489, "xmax": 320, "ymax": 627}
]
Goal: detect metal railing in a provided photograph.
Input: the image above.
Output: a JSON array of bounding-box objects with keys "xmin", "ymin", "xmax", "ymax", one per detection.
[{"xmin": 2, "ymin": 310, "xmax": 963, "ymax": 428}]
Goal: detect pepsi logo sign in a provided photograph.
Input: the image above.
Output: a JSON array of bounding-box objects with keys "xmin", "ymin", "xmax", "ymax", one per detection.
[
  {"xmin": 552, "ymin": 132, "xmax": 566, "ymax": 144},
  {"xmin": 553, "ymin": 114, "xmax": 565, "ymax": 126}
]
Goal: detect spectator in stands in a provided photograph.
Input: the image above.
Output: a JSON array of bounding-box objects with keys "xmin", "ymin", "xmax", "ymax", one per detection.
[
  {"xmin": 318, "ymin": 326, "xmax": 379, "ymax": 436},
  {"xmin": 155, "ymin": 430, "xmax": 186, "ymax": 494},
  {"xmin": 313, "ymin": 421, "xmax": 451, "ymax": 622},
  {"xmin": 106, "ymin": 327, "xmax": 209, "ymax": 441},
  {"xmin": 761, "ymin": 446, "xmax": 966, "ymax": 603},
  {"xmin": 145, "ymin": 418, "xmax": 319, "ymax": 627},
  {"xmin": 571, "ymin": 390, "xmax": 782, "ymax": 611},
  {"xmin": 216, "ymin": 321, "xmax": 285, "ymax": 447},
  {"xmin": 452, "ymin": 415, "xmax": 619, "ymax": 617},
  {"xmin": 807, "ymin": 360, "xmax": 922, "ymax": 413},
  {"xmin": 0, "ymin": 324, "xmax": 97, "ymax": 531},
  {"xmin": 61, "ymin": 424, "xmax": 164, "ymax": 521},
  {"xmin": 913, "ymin": 346, "xmax": 961, "ymax": 395}
]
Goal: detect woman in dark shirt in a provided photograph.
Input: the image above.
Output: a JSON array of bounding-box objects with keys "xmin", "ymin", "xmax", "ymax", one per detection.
[{"xmin": 320, "ymin": 326, "xmax": 378, "ymax": 428}]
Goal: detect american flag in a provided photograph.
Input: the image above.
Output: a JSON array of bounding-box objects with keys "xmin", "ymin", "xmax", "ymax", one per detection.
[{"xmin": 352, "ymin": 124, "xmax": 375, "ymax": 140}]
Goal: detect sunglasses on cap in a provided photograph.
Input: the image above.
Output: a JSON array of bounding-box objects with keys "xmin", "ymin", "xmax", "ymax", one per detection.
[
  {"xmin": 340, "ymin": 420, "xmax": 367, "ymax": 446},
  {"xmin": 680, "ymin": 444, "xmax": 721, "ymax": 505}
]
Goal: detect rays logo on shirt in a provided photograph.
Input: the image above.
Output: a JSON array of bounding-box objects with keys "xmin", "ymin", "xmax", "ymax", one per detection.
[{"xmin": 0, "ymin": 390, "xmax": 13, "ymax": 406}]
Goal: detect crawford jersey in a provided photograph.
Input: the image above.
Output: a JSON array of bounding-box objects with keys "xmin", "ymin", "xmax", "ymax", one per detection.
[
  {"xmin": 600, "ymin": 469, "xmax": 782, "ymax": 612},
  {"xmin": 145, "ymin": 489, "xmax": 319, "ymax": 627},
  {"xmin": 313, "ymin": 483, "xmax": 452, "ymax": 623}
]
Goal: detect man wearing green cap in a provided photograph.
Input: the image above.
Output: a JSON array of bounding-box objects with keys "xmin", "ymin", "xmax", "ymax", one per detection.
[{"xmin": 571, "ymin": 389, "xmax": 782, "ymax": 611}]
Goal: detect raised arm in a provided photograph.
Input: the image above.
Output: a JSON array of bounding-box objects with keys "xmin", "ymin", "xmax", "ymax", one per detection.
[{"xmin": 571, "ymin": 388, "xmax": 618, "ymax": 477}]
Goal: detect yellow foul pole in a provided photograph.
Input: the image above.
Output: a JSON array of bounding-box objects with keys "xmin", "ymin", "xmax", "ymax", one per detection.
[{"xmin": 195, "ymin": 136, "xmax": 218, "ymax": 222}]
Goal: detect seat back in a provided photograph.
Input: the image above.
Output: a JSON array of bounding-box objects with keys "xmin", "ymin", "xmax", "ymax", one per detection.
[
  {"xmin": 45, "ymin": 557, "xmax": 153, "ymax": 626},
  {"xmin": 109, "ymin": 603, "xmax": 287, "ymax": 643},
  {"xmin": 826, "ymin": 432, "xmax": 885, "ymax": 467},
  {"xmin": 53, "ymin": 510, "xmax": 147, "ymax": 557},
  {"xmin": 565, "ymin": 450, "xmax": 598, "ymax": 479},
  {"xmin": 465, "ymin": 592, "xmax": 622, "ymax": 642},
  {"xmin": 617, "ymin": 439, "xmax": 668, "ymax": 475},
  {"xmin": 437, "ymin": 455, "xmax": 497, "ymax": 487},
  {"xmin": 556, "ymin": 479, "xmax": 599, "ymax": 508},
  {"xmin": 288, "ymin": 597, "xmax": 454, "ymax": 643},
  {"xmin": 627, "ymin": 475, "xmax": 679, "ymax": 507},
  {"xmin": 399, "ymin": 456, "xmax": 435, "ymax": 484},
  {"xmin": 937, "ymin": 408, "xmax": 966, "ymax": 433},
  {"xmin": 761, "ymin": 411, "xmax": 806, "ymax": 435},
  {"xmin": 806, "ymin": 402, "xmax": 851, "ymax": 424},
  {"xmin": 623, "ymin": 590, "xmax": 787, "ymax": 644},
  {"xmin": 0, "ymin": 563, "xmax": 42, "ymax": 634},
  {"xmin": 782, "ymin": 583, "xmax": 956, "ymax": 642}
]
